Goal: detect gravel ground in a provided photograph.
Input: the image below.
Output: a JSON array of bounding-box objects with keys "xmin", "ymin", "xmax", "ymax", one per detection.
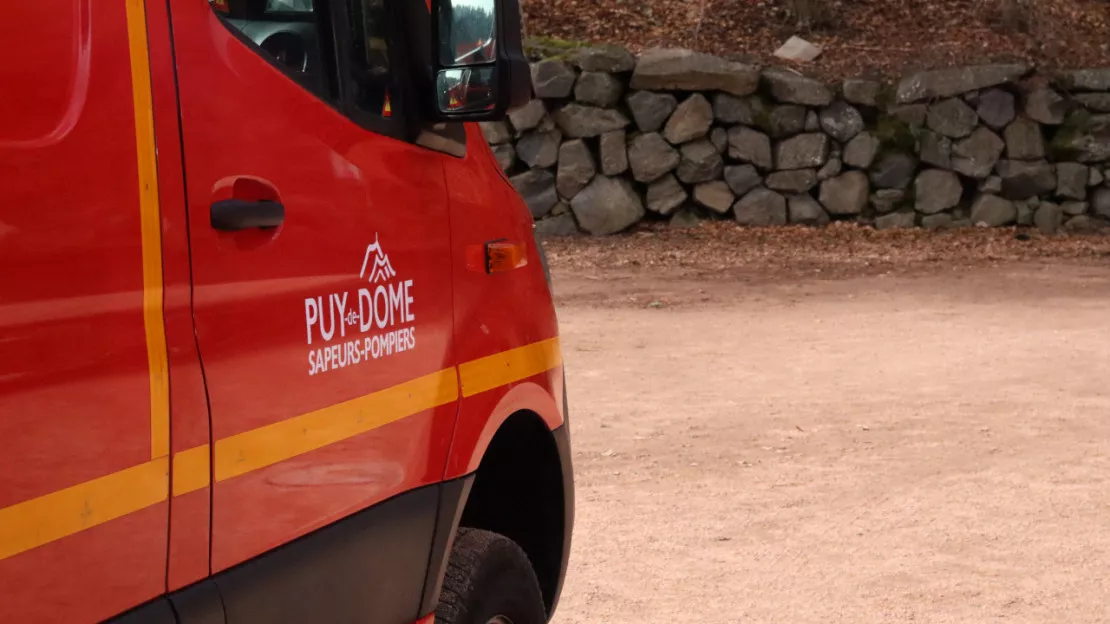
[{"xmin": 547, "ymin": 230, "xmax": 1110, "ymax": 623}]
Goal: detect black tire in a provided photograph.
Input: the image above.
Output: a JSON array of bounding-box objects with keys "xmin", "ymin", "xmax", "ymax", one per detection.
[{"xmin": 435, "ymin": 528, "xmax": 547, "ymax": 624}]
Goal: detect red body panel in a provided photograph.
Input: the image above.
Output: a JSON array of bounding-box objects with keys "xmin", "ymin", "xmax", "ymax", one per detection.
[
  {"xmin": 145, "ymin": 0, "xmax": 214, "ymax": 591},
  {"xmin": 166, "ymin": 0, "xmax": 460, "ymax": 573},
  {"xmin": 443, "ymin": 125, "xmax": 564, "ymax": 479},
  {"xmin": 0, "ymin": 0, "xmax": 168, "ymax": 618},
  {"xmin": 0, "ymin": 1, "xmax": 565, "ymax": 620}
]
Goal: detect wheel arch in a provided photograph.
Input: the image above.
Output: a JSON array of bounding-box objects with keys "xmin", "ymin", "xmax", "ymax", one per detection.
[{"xmin": 459, "ymin": 409, "xmax": 571, "ymax": 616}]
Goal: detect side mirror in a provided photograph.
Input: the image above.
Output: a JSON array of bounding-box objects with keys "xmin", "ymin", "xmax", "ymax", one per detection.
[{"xmin": 431, "ymin": 0, "xmax": 532, "ymax": 120}]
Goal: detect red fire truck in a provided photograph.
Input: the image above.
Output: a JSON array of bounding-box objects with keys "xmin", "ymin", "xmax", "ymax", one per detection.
[{"xmin": 0, "ymin": 0, "xmax": 572, "ymax": 622}]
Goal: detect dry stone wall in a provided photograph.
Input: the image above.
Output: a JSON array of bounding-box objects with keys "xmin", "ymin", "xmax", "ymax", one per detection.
[{"xmin": 480, "ymin": 46, "xmax": 1110, "ymax": 236}]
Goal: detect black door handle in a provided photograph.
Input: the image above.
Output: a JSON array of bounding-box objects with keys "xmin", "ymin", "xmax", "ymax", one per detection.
[{"xmin": 210, "ymin": 199, "xmax": 285, "ymax": 231}]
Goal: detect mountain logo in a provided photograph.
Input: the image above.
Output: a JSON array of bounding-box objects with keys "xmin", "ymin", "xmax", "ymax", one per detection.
[{"xmin": 360, "ymin": 235, "xmax": 397, "ymax": 284}]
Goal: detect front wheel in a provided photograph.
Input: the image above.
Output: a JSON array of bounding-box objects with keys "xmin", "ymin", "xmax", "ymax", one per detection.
[{"xmin": 435, "ymin": 528, "xmax": 547, "ymax": 624}]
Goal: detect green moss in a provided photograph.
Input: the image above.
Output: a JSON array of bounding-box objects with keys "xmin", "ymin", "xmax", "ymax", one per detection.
[
  {"xmin": 1048, "ymin": 110, "xmax": 1093, "ymax": 161},
  {"xmin": 523, "ymin": 36, "xmax": 589, "ymax": 61},
  {"xmin": 874, "ymin": 115, "xmax": 920, "ymax": 154},
  {"xmin": 874, "ymin": 83, "xmax": 896, "ymax": 112}
]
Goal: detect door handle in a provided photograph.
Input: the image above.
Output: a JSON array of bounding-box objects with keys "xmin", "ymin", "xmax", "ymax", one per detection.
[{"xmin": 210, "ymin": 198, "xmax": 285, "ymax": 231}]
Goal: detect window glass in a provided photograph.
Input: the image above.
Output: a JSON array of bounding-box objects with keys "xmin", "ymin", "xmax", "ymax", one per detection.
[
  {"xmin": 210, "ymin": 0, "xmax": 333, "ymax": 99},
  {"xmin": 346, "ymin": 0, "xmax": 394, "ymax": 117}
]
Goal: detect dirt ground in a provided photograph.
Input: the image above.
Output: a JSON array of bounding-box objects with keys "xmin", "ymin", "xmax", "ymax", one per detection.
[{"xmin": 548, "ymin": 248, "xmax": 1110, "ymax": 623}]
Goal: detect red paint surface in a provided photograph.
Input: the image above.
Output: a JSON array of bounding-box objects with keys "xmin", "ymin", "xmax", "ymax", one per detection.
[
  {"xmin": 166, "ymin": 0, "xmax": 461, "ymax": 573},
  {"xmin": 3, "ymin": 0, "xmax": 564, "ymax": 619},
  {"xmin": 442, "ymin": 124, "xmax": 564, "ymax": 479},
  {"xmin": 146, "ymin": 0, "xmax": 213, "ymax": 589},
  {"xmin": 0, "ymin": 0, "xmax": 168, "ymax": 617},
  {"xmin": 0, "ymin": 504, "xmax": 169, "ymax": 623}
]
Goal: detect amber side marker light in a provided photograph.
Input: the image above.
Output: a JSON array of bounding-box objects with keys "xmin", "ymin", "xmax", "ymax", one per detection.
[
  {"xmin": 465, "ymin": 240, "xmax": 529, "ymax": 274},
  {"xmin": 485, "ymin": 239, "xmax": 528, "ymax": 273}
]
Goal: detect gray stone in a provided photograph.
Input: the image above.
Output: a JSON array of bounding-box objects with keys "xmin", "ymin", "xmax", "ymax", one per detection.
[
  {"xmin": 511, "ymin": 169, "xmax": 559, "ymax": 218},
  {"xmin": 1015, "ymin": 197, "xmax": 1038, "ymax": 226},
  {"xmin": 775, "ymin": 133, "xmax": 830, "ymax": 170},
  {"xmin": 677, "ymin": 140, "xmax": 724, "ymax": 184},
  {"xmin": 1065, "ymin": 215, "xmax": 1108, "ymax": 233},
  {"xmin": 645, "ymin": 174, "xmax": 687, "ymax": 215},
  {"xmin": 997, "ymin": 160, "xmax": 1056, "ymax": 199},
  {"xmin": 805, "ymin": 110, "xmax": 821, "ymax": 132},
  {"xmin": 631, "ymin": 48, "xmax": 760, "ymax": 96},
  {"xmin": 842, "ymin": 79, "xmax": 882, "ymax": 107},
  {"xmin": 869, "ymin": 152, "xmax": 918, "ymax": 189},
  {"xmin": 556, "ymin": 139, "xmax": 597, "ymax": 199},
  {"xmin": 626, "ymin": 91, "xmax": 678, "ymax": 133},
  {"xmin": 1055, "ymin": 163, "xmax": 1088, "ymax": 200},
  {"xmin": 712, "ymin": 93, "xmax": 760, "ymax": 125},
  {"xmin": 628, "ymin": 132, "xmax": 680, "ymax": 183},
  {"xmin": 919, "ymin": 130, "xmax": 953, "ymax": 169},
  {"xmin": 1003, "ymin": 118, "xmax": 1045, "ymax": 160},
  {"xmin": 733, "ymin": 188, "xmax": 788, "ymax": 226},
  {"xmin": 763, "ymin": 69, "xmax": 834, "ymax": 106},
  {"xmin": 769, "ymin": 105, "xmax": 808, "ymax": 138},
  {"xmin": 531, "ymin": 60, "xmax": 577, "ymax": 98},
  {"xmin": 491, "ymin": 143, "xmax": 516, "ymax": 171},
  {"xmin": 1093, "ymin": 188, "xmax": 1110, "ymax": 219},
  {"xmin": 844, "ymin": 132, "xmax": 881, "ymax": 169},
  {"xmin": 1058, "ymin": 69, "xmax": 1110, "ymax": 92},
  {"xmin": 818, "ymin": 157, "xmax": 842, "ymax": 181},
  {"xmin": 552, "ymin": 104, "xmax": 629, "ymax": 138},
  {"xmin": 599, "ymin": 130, "xmax": 629, "ymax": 176},
  {"xmin": 1090, "ymin": 167, "xmax": 1105, "ymax": 187},
  {"xmin": 896, "ymin": 64, "xmax": 1029, "ymax": 104},
  {"xmin": 927, "ymin": 98, "xmax": 979, "ymax": 138},
  {"xmin": 1024, "ymin": 88, "xmax": 1067, "ymax": 125},
  {"xmin": 976, "ymin": 89, "xmax": 1016, "ymax": 129},
  {"xmin": 891, "ymin": 105, "xmax": 928, "ymax": 127},
  {"xmin": 570, "ymin": 176, "xmax": 645, "ymax": 235},
  {"xmin": 922, "ymin": 213, "xmax": 955, "ymax": 230},
  {"xmin": 693, "ymin": 181, "xmax": 735, "ymax": 214},
  {"xmin": 871, "ymin": 189, "xmax": 906, "ymax": 214},
  {"xmin": 481, "ymin": 121, "xmax": 513, "ymax": 145},
  {"xmin": 710, "ymin": 127, "xmax": 729, "ymax": 154},
  {"xmin": 728, "ymin": 127, "xmax": 773, "ymax": 170},
  {"xmin": 766, "ymin": 169, "xmax": 818, "ymax": 193},
  {"xmin": 508, "ymin": 100, "xmax": 547, "ymax": 134},
  {"xmin": 820, "ymin": 101, "xmax": 865, "ymax": 142},
  {"xmin": 724, "ymin": 164, "xmax": 762, "ymax": 196},
  {"xmin": 533, "ymin": 213, "xmax": 579, "ymax": 237},
  {"xmin": 663, "ymin": 94, "xmax": 713, "ymax": 144},
  {"xmin": 788, "ymin": 194, "xmax": 830, "ymax": 226},
  {"xmin": 1074, "ymin": 93, "xmax": 1110, "ymax": 113},
  {"xmin": 964, "ymin": 90, "xmax": 982, "ymax": 107},
  {"xmin": 1062, "ymin": 201, "xmax": 1089, "ymax": 215},
  {"xmin": 970, "ymin": 194, "xmax": 1017, "ymax": 226},
  {"xmin": 552, "ymin": 202, "xmax": 570, "ymax": 216},
  {"xmin": 573, "ymin": 45, "xmax": 636, "ymax": 73},
  {"xmin": 574, "ymin": 72, "xmax": 624, "ymax": 107},
  {"xmin": 516, "ymin": 130, "xmax": 562, "ymax": 168},
  {"xmin": 669, "ymin": 209, "xmax": 702, "ymax": 229},
  {"xmin": 952, "ymin": 127, "xmax": 1005, "ymax": 179},
  {"xmin": 914, "ymin": 169, "xmax": 963, "ymax": 214},
  {"xmin": 982, "ymin": 176, "xmax": 1003, "ymax": 193},
  {"xmin": 819, "ymin": 171, "xmax": 870, "ymax": 215},
  {"xmin": 1034, "ymin": 202, "xmax": 1064, "ymax": 234},
  {"xmin": 875, "ymin": 211, "xmax": 916, "ymax": 229},
  {"xmin": 1050, "ymin": 114, "xmax": 1110, "ymax": 163}
]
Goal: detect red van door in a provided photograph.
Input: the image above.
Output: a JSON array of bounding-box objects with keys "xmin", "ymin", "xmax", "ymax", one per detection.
[
  {"xmin": 166, "ymin": 0, "xmax": 458, "ymax": 606},
  {"xmin": 0, "ymin": 0, "xmax": 170, "ymax": 620}
]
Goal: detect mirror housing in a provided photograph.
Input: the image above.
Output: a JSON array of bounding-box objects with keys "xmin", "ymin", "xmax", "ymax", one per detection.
[{"xmin": 429, "ymin": 0, "xmax": 532, "ymax": 121}]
